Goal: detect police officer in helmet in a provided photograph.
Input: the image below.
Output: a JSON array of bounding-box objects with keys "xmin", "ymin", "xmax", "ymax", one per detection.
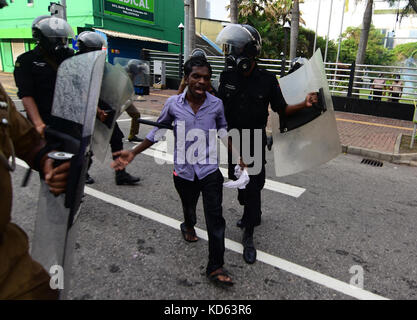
[
  {"xmin": 76, "ymin": 31, "xmax": 140, "ymax": 186},
  {"xmin": 1, "ymin": 0, "xmax": 70, "ymax": 299},
  {"xmin": 76, "ymin": 31, "xmax": 105, "ymax": 52},
  {"xmin": 217, "ymin": 24, "xmax": 317, "ymax": 264},
  {"xmin": 14, "ymin": 15, "xmax": 75, "ymax": 138},
  {"xmin": 121, "ymin": 60, "xmax": 145, "ymax": 143}
]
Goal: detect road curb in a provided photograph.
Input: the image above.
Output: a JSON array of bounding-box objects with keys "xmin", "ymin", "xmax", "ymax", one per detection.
[
  {"xmin": 140, "ymin": 108, "xmax": 417, "ymax": 167},
  {"xmin": 342, "ymin": 144, "xmax": 417, "ymax": 167}
]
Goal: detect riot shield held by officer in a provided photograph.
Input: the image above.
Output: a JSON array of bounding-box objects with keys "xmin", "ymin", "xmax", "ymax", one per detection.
[
  {"xmin": 14, "ymin": 15, "xmax": 75, "ymax": 138},
  {"xmin": 75, "ymin": 31, "xmax": 140, "ymax": 186},
  {"xmin": 1, "ymin": 0, "xmax": 71, "ymax": 300},
  {"xmin": 216, "ymin": 24, "xmax": 319, "ymax": 265}
]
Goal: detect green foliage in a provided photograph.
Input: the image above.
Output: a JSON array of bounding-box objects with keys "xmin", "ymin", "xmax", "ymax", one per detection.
[
  {"xmin": 237, "ymin": 3, "xmax": 336, "ymax": 60},
  {"xmin": 339, "ymin": 25, "xmax": 395, "ymax": 65},
  {"xmin": 392, "ymin": 42, "xmax": 417, "ymax": 61}
]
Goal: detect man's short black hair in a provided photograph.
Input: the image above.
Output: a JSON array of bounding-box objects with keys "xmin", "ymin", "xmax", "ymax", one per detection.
[{"xmin": 183, "ymin": 56, "xmax": 212, "ymax": 78}]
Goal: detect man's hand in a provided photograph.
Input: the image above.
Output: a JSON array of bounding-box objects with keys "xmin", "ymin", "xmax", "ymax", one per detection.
[
  {"xmin": 97, "ymin": 107, "xmax": 108, "ymax": 123},
  {"xmin": 239, "ymin": 157, "xmax": 247, "ymax": 169},
  {"xmin": 43, "ymin": 159, "xmax": 70, "ymax": 195},
  {"xmin": 111, "ymin": 150, "xmax": 135, "ymax": 171},
  {"xmin": 35, "ymin": 122, "xmax": 46, "ymax": 138},
  {"xmin": 304, "ymin": 92, "xmax": 318, "ymax": 108}
]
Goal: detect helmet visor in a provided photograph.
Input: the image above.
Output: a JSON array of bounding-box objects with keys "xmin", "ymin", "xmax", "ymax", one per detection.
[
  {"xmin": 216, "ymin": 24, "xmax": 256, "ymax": 50},
  {"xmin": 35, "ymin": 17, "xmax": 75, "ymax": 39}
]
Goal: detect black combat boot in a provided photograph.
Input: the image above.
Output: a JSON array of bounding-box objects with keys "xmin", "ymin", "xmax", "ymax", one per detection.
[
  {"xmin": 242, "ymin": 227, "xmax": 256, "ymax": 264},
  {"xmin": 85, "ymin": 173, "xmax": 95, "ymax": 184},
  {"xmin": 115, "ymin": 169, "xmax": 140, "ymax": 185}
]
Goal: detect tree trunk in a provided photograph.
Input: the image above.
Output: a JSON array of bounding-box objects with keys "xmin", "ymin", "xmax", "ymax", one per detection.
[
  {"xmin": 189, "ymin": 0, "xmax": 196, "ymax": 55},
  {"xmin": 355, "ymin": 0, "xmax": 373, "ymax": 66},
  {"xmin": 354, "ymin": 0, "xmax": 373, "ymax": 94},
  {"xmin": 230, "ymin": 0, "xmax": 238, "ymax": 24},
  {"xmin": 290, "ymin": 0, "xmax": 300, "ymax": 61}
]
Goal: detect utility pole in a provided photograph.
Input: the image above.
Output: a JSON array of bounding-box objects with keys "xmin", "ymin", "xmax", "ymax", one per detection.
[
  {"xmin": 184, "ymin": 0, "xmax": 190, "ymax": 60},
  {"xmin": 313, "ymin": 0, "xmax": 321, "ymax": 53},
  {"xmin": 333, "ymin": 0, "xmax": 347, "ymax": 87},
  {"xmin": 178, "ymin": 23, "xmax": 184, "ymax": 79},
  {"xmin": 61, "ymin": 0, "xmax": 67, "ymax": 20},
  {"xmin": 324, "ymin": 0, "xmax": 334, "ymax": 63}
]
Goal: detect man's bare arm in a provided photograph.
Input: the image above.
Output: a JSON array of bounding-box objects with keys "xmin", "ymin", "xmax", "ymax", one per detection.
[{"xmin": 21, "ymin": 96, "xmax": 45, "ymax": 137}]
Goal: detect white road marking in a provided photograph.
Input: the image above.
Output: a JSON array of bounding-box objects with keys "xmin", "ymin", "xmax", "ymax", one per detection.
[
  {"xmin": 14, "ymin": 159, "xmax": 388, "ymax": 299},
  {"xmin": 83, "ymin": 186, "xmax": 388, "ymax": 300},
  {"xmin": 136, "ymin": 144, "xmax": 306, "ymax": 198},
  {"xmin": 16, "ymin": 158, "xmax": 29, "ymax": 168},
  {"xmin": 117, "ymin": 116, "xmax": 154, "ymax": 122}
]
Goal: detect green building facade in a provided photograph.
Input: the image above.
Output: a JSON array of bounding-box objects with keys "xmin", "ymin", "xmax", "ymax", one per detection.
[{"xmin": 0, "ymin": 0, "xmax": 183, "ymax": 72}]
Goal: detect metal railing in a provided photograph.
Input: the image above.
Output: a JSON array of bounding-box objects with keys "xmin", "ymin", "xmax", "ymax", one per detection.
[{"xmin": 143, "ymin": 49, "xmax": 417, "ymax": 103}]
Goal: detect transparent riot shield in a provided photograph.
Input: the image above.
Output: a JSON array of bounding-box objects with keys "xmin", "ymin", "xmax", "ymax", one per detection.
[
  {"xmin": 31, "ymin": 51, "xmax": 106, "ymax": 297},
  {"xmin": 271, "ymin": 50, "xmax": 341, "ymax": 177},
  {"xmin": 91, "ymin": 62, "xmax": 134, "ymax": 162}
]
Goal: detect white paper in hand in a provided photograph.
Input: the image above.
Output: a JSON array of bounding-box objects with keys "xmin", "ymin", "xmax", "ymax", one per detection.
[{"xmin": 223, "ymin": 165, "xmax": 250, "ymax": 189}]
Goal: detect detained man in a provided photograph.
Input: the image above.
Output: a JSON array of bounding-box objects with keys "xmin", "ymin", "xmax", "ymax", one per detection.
[{"xmin": 111, "ymin": 56, "xmax": 234, "ymax": 287}]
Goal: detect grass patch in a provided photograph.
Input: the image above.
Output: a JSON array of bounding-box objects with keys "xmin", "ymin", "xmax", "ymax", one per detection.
[{"xmin": 399, "ymin": 134, "xmax": 417, "ymax": 154}]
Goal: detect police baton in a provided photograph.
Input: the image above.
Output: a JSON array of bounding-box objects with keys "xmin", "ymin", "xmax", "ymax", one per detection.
[{"xmin": 138, "ymin": 118, "xmax": 173, "ymax": 130}]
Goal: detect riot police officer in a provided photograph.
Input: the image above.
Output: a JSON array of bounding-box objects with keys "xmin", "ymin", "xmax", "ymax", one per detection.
[
  {"xmin": 14, "ymin": 15, "xmax": 75, "ymax": 138},
  {"xmin": 1, "ymin": 0, "xmax": 70, "ymax": 300},
  {"xmin": 122, "ymin": 60, "xmax": 145, "ymax": 143},
  {"xmin": 76, "ymin": 31, "xmax": 140, "ymax": 185},
  {"xmin": 217, "ymin": 24, "xmax": 317, "ymax": 264}
]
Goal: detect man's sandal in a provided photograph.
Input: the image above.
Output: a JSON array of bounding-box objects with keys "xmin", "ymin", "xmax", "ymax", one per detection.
[
  {"xmin": 180, "ymin": 222, "xmax": 198, "ymax": 242},
  {"xmin": 207, "ymin": 268, "xmax": 234, "ymax": 287}
]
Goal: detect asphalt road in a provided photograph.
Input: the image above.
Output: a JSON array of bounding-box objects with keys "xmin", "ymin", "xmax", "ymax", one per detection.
[{"xmin": 10, "ymin": 114, "xmax": 417, "ymax": 300}]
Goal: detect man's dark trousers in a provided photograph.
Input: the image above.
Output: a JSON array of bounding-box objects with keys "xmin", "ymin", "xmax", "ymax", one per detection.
[{"xmin": 173, "ymin": 169, "xmax": 225, "ymax": 275}]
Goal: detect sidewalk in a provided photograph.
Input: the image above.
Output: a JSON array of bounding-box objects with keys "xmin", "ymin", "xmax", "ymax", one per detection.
[
  {"xmin": 1, "ymin": 71, "xmax": 416, "ymax": 166},
  {"xmin": 135, "ymin": 88, "xmax": 417, "ymax": 166}
]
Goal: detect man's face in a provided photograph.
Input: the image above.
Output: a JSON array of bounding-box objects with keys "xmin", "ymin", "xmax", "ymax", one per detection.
[{"xmin": 185, "ymin": 66, "xmax": 211, "ymax": 99}]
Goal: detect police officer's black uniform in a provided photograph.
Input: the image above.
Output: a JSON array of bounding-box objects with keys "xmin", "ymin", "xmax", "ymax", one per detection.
[
  {"xmin": 216, "ymin": 23, "xmax": 289, "ymax": 264},
  {"xmin": 14, "ymin": 46, "xmax": 73, "ymax": 126},
  {"xmin": 218, "ymin": 64, "xmax": 286, "ymax": 229},
  {"xmin": 76, "ymin": 31, "xmax": 140, "ymax": 185}
]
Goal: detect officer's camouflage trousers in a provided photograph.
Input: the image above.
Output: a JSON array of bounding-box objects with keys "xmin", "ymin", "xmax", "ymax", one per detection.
[
  {"xmin": 125, "ymin": 104, "xmax": 141, "ymax": 139},
  {"xmin": 0, "ymin": 223, "xmax": 58, "ymax": 300}
]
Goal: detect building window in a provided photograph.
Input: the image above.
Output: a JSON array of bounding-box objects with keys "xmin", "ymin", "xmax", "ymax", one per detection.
[{"xmin": 27, "ymin": 0, "xmax": 34, "ymax": 6}]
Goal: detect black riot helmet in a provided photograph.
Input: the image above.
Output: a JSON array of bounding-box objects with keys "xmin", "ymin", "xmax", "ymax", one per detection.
[
  {"xmin": 216, "ymin": 23, "xmax": 262, "ymax": 73},
  {"xmin": 77, "ymin": 31, "xmax": 106, "ymax": 53},
  {"xmin": 32, "ymin": 16, "xmax": 75, "ymax": 61},
  {"xmin": 191, "ymin": 48, "xmax": 207, "ymax": 60},
  {"xmin": 0, "ymin": 0, "xmax": 8, "ymax": 9},
  {"xmin": 287, "ymin": 57, "xmax": 308, "ymax": 75}
]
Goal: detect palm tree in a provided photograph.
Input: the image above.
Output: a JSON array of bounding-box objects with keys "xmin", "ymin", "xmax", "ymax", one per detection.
[
  {"xmin": 230, "ymin": 0, "xmax": 238, "ymax": 24},
  {"xmin": 290, "ymin": 0, "xmax": 300, "ymax": 61},
  {"xmin": 263, "ymin": 0, "xmax": 292, "ymax": 25},
  {"xmin": 238, "ymin": 0, "xmax": 262, "ymax": 19},
  {"xmin": 355, "ymin": 0, "xmax": 416, "ymax": 66},
  {"xmin": 387, "ymin": 0, "xmax": 417, "ymax": 17},
  {"xmin": 355, "ymin": 0, "xmax": 373, "ymax": 67}
]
